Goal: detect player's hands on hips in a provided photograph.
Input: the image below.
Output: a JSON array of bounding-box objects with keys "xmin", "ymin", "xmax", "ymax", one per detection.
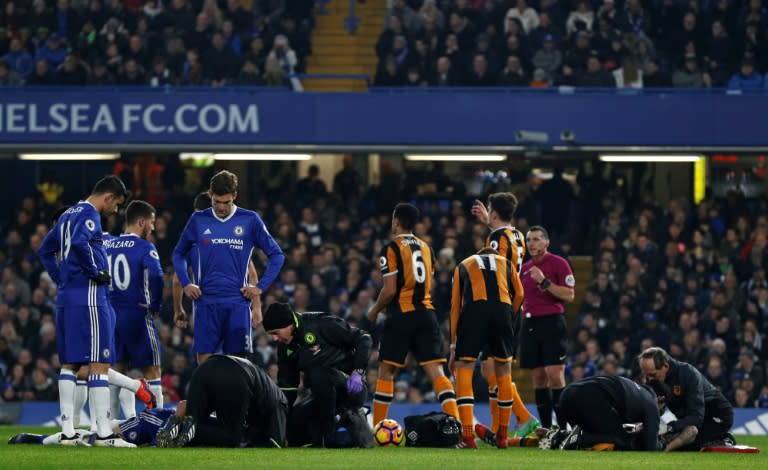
[
  {"xmin": 174, "ymin": 309, "xmax": 188, "ymax": 328},
  {"xmin": 183, "ymin": 283, "xmax": 202, "ymax": 300},
  {"xmin": 471, "ymin": 199, "xmax": 490, "ymax": 224},
  {"xmin": 251, "ymin": 296, "xmax": 263, "ymax": 328},
  {"xmin": 526, "ymin": 266, "xmax": 545, "ymax": 284},
  {"xmin": 241, "ymin": 284, "xmax": 262, "ymax": 301},
  {"xmin": 346, "ymin": 370, "xmax": 365, "ymax": 394}
]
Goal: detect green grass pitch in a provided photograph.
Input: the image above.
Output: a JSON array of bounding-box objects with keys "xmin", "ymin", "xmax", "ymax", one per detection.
[{"xmin": 0, "ymin": 426, "xmax": 766, "ymax": 469}]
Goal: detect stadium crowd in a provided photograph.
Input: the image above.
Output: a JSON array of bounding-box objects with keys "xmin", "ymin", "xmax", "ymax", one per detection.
[
  {"xmin": 0, "ymin": 0, "xmax": 314, "ymax": 88},
  {"xmin": 0, "ymin": 156, "xmax": 767, "ymax": 412},
  {"xmin": 374, "ymin": 0, "xmax": 768, "ymax": 89}
]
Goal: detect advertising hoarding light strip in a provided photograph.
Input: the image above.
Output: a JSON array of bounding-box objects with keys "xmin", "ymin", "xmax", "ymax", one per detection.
[
  {"xmin": 599, "ymin": 155, "xmax": 702, "ymax": 163},
  {"xmin": 19, "ymin": 153, "xmax": 120, "ymax": 160},
  {"xmin": 405, "ymin": 155, "xmax": 506, "ymax": 162}
]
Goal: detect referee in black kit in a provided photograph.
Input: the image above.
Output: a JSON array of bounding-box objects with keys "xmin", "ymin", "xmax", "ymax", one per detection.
[
  {"xmin": 157, "ymin": 354, "xmax": 288, "ymax": 448},
  {"xmin": 519, "ymin": 226, "xmax": 575, "ymax": 429}
]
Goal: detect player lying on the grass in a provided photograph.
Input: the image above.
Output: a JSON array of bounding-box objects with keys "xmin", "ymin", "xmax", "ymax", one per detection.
[{"xmin": 9, "ymin": 403, "xmax": 186, "ymax": 447}]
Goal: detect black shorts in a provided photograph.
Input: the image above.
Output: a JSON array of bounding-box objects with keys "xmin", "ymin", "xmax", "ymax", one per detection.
[
  {"xmin": 379, "ymin": 309, "xmax": 445, "ymax": 367},
  {"xmin": 456, "ymin": 302, "xmax": 515, "ymax": 362},
  {"xmin": 519, "ymin": 314, "xmax": 567, "ymax": 369},
  {"xmin": 480, "ymin": 310, "xmax": 521, "ymax": 361}
]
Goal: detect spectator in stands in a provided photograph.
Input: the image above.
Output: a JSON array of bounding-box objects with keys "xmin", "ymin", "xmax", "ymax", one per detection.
[
  {"xmin": 118, "ymin": 57, "xmax": 146, "ymax": 85},
  {"xmin": 204, "ymin": 31, "xmax": 237, "ymax": 84},
  {"xmin": 34, "ymin": 33, "xmax": 68, "ymax": 71},
  {"xmin": 497, "ymin": 54, "xmax": 529, "ymax": 86},
  {"xmin": 532, "ymin": 34, "xmax": 562, "ymax": 83},
  {"xmin": 88, "ymin": 59, "xmax": 115, "ymax": 85},
  {"xmin": 506, "ymin": 0, "xmax": 540, "ymax": 35},
  {"xmin": 0, "ymin": 59, "xmax": 22, "ymax": 86},
  {"xmin": 643, "ymin": 58, "xmax": 672, "ymax": 87},
  {"xmin": 704, "ymin": 354, "xmax": 733, "ymax": 399},
  {"xmin": 704, "ymin": 19, "xmax": 732, "ymax": 87},
  {"xmin": 148, "ymin": 56, "xmax": 174, "ymax": 87},
  {"xmin": 566, "ymin": 1, "xmax": 595, "ymax": 36},
  {"xmin": 55, "ymin": 54, "xmax": 89, "ymax": 85},
  {"xmin": 3, "ymin": 38, "xmax": 34, "ymax": 80},
  {"xmin": 727, "ymin": 58, "xmax": 763, "ymax": 90},
  {"xmin": 235, "ymin": 58, "xmax": 264, "ymax": 85},
  {"xmin": 431, "ymin": 55, "xmax": 458, "ymax": 86},
  {"xmin": 672, "ymin": 53, "xmax": 711, "ymax": 87},
  {"xmin": 267, "ymin": 34, "xmax": 297, "ymax": 78},
  {"xmin": 262, "ymin": 55, "xmax": 286, "ymax": 87},
  {"xmin": 419, "ymin": 0, "xmax": 444, "ymax": 31},
  {"xmin": 25, "ymin": 59, "xmax": 56, "ymax": 86},
  {"xmin": 181, "ymin": 48, "xmax": 204, "ymax": 85},
  {"xmin": 447, "ymin": 12, "xmax": 475, "ymax": 51},
  {"xmin": 465, "ymin": 54, "xmax": 495, "ymax": 86},
  {"xmin": 386, "ymin": 0, "xmax": 421, "ymax": 34},
  {"xmin": 577, "ymin": 54, "xmax": 615, "ymax": 87}
]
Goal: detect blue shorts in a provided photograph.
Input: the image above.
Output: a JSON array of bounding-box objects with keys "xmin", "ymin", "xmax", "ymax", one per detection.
[
  {"xmin": 119, "ymin": 408, "xmax": 175, "ymax": 446},
  {"xmin": 114, "ymin": 305, "xmax": 161, "ymax": 368},
  {"xmin": 58, "ymin": 301, "xmax": 115, "ymax": 365},
  {"xmin": 192, "ymin": 302, "xmax": 252, "ymax": 355}
]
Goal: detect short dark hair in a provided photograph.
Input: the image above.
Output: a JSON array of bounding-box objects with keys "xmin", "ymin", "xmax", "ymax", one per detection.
[
  {"xmin": 488, "ymin": 192, "xmax": 518, "ymax": 221},
  {"xmin": 52, "ymin": 205, "xmax": 70, "ymax": 223},
  {"xmin": 477, "ymin": 247, "xmax": 499, "ymax": 256},
  {"xmin": 393, "ymin": 203, "xmax": 419, "ymax": 230},
  {"xmin": 527, "ymin": 225, "xmax": 549, "ymax": 240},
  {"xmin": 639, "ymin": 346, "xmax": 670, "ymax": 370},
  {"xmin": 125, "ymin": 200, "xmax": 155, "ymax": 225},
  {"xmin": 209, "ymin": 170, "xmax": 238, "ymax": 195},
  {"xmin": 92, "ymin": 175, "xmax": 128, "ymax": 198},
  {"xmin": 193, "ymin": 191, "xmax": 211, "ymax": 211}
]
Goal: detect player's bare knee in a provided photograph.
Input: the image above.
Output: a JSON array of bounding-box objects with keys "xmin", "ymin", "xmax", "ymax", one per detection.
[
  {"xmin": 143, "ymin": 366, "xmax": 161, "ymax": 379},
  {"xmin": 423, "ymin": 363, "xmax": 445, "ymax": 381}
]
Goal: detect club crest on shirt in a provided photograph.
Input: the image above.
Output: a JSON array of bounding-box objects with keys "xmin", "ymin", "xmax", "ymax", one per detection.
[
  {"xmin": 304, "ymin": 332, "xmax": 316, "ymax": 344},
  {"xmin": 673, "ymin": 385, "xmax": 682, "ymax": 396},
  {"xmin": 565, "ymin": 274, "xmax": 576, "ymax": 287},
  {"xmin": 85, "ymin": 219, "xmax": 96, "ymax": 231},
  {"xmin": 234, "ymin": 225, "xmax": 244, "ymax": 236},
  {"xmin": 150, "ymin": 250, "xmax": 159, "ymax": 259},
  {"xmin": 103, "ymin": 348, "xmax": 110, "ymax": 359}
]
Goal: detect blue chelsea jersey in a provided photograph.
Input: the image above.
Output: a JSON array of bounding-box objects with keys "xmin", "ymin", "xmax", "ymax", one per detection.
[
  {"xmin": 105, "ymin": 233, "xmax": 164, "ymax": 312},
  {"xmin": 172, "ymin": 206, "xmax": 284, "ymax": 304},
  {"xmin": 38, "ymin": 201, "xmax": 109, "ymax": 306}
]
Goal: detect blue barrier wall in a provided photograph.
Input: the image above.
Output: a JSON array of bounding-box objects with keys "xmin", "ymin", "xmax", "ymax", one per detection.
[
  {"xmin": 7, "ymin": 402, "xmax": 768, "ymax": 436},
  {"xmin": 1, "ymin": 88, "xmax": 767, "ymax": 147}
]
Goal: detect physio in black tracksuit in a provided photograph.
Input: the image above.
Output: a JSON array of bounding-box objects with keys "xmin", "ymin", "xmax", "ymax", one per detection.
[
  {"xmin": 558, "ymin": 375, "xmax": 662, "ymax": 450},
  {"xmin": 262, "ymin": 302, "xmax": 373, "ymax": 447},
  {"xmin": 185, "ymin": 354, "xmax": 288, "ymax": 447},
  {"xmin": 639, "ymin": 347, "xmax": 733, "ymax": 450}
]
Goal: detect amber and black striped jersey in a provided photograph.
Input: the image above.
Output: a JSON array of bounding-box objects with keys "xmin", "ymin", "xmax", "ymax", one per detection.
[
  {"xmin": 486, "ymin": 226, "xmax": 526, "ymax": 273},
  {"xmin": 449, "ymin": 253, "xmax": 524, "ymax": 343},
  {"xmin": 379, "ymin": 234, "xmax": 435, "ymax": 313}
]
